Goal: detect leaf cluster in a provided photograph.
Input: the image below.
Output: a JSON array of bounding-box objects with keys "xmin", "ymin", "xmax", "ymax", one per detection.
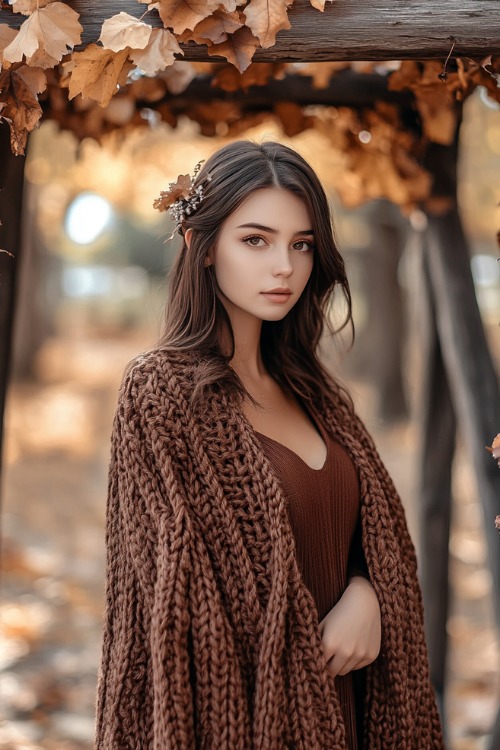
[{"xmin": 0, "ymin": 0, "xmax": 499, "ymax": 213}]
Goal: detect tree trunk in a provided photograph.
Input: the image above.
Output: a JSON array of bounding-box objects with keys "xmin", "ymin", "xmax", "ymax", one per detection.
[{"xmin": 0, "ymin": 124, "xmax": 26, "ymax": 488}]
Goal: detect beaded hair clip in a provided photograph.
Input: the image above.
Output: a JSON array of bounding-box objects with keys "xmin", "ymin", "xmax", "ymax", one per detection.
[{"xmin": 153, "ymin": 160, "xmax": 212, "ymax": 234}]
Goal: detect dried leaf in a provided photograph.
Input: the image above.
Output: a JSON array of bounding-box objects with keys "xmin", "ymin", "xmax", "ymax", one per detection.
[
  {"xmin": 294, "ymin": 61, "xmax": 349, "ymax": 89},
  {"xmin": 179, "ymin": 10, "xmax": 243, "ymax": 45},
  {"xmin": 274, "ymin": 100, "xmax": 315, "ymax": 136},
  {"xmin": 416, "ymin": 90, "xmax": 457, "ymax": 145},
  {"xmin": 153, "ymin": 173, "xmax": 192, "ymax": 211},
  {"xmin": 0, "ymin": 24, "xmax": 18, "ymax": 69},
  {"xmin": 10, "ymin": 0, "xmax": 54, "ymax": 14},
  {"xmin": 0, "ymin": 63, "xmax": 46, "ymax": 154},
  {"xmin": 155, "ymin": 0, "xmax": 220, "ymax": 35},
  {"xmin": 157, "ymin": 60, "xmax": 197, "ymax": 94},
  {"xmin": 3, "ymin": 2, "xmax": 82, "ymax": 65},
  {"xmin": 486, "ymin": 434, "xmax": 500, "ymax": 467},
  {"xmin": 243, "ymin": 0, "xmax": 291, "ymax": 49},
  {"xmin": 98, "ymin": 12, "xmax": 152, "ymax": 54},
  {"xmin": 65, "ymin": 45, "xmax": 132, "ymax": 107},
  {"xmin": 130, "ymin": 28, "xmax": 182, "ymax": 75},
  {"xmin": 207, "ymin": 26, "xmax": 259, "ymax": 73},
  {"xmin": 211, "ymin": 61, "xmax": 284, "ymax": 91},
  {"xmin": 309, "ymin": 0, "xmax": 325, "ymax": 10}
]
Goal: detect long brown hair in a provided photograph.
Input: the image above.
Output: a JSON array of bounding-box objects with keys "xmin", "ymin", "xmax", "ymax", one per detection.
[{"xmin": 158, "ymin": 140, "xmax": 354, "ymax": 408}]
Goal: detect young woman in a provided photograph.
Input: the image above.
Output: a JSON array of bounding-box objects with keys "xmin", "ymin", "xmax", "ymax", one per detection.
[{"xmin": 95, "ymin": 141, "xmax": 444, "ymax": 749}]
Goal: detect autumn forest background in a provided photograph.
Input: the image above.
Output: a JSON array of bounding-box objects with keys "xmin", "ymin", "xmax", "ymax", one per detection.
[{"xmin": 1, "ymin": 1, "xmax": 500, "ymax": 749}]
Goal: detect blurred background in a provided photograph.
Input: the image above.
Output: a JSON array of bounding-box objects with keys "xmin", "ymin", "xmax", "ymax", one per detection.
[{"xmin": 1, "ymin": 86, "xmax": 499, "ymax": 749}]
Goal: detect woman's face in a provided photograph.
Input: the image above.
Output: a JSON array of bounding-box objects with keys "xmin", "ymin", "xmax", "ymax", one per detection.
[{"xmin": 208, "ymin": 188, "xmax": 315, "ymax": 324}]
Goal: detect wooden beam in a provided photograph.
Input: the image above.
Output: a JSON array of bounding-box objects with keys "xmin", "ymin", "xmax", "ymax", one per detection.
[
  {"xmin": 1, "ymin": 1, "xmax": 499, "ymax": 61},
  {"xmin": 143, "ymin": 71, "xmax": 415, "ymax": 110}
]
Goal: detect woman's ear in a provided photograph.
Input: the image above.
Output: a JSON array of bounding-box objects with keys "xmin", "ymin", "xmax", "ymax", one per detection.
[{"xmin": 184, "ymin": 227, "xmax": 193, "ymax": 249}]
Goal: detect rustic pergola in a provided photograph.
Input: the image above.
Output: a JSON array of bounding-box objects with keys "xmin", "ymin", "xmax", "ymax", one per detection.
[{"xmin": 1, "ymin": 1, "xmax": 499, "ymax": 746}]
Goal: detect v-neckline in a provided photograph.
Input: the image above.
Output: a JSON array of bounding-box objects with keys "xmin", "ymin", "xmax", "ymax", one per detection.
[{"xmin": 254, "ymin": 413, "xmax": 329, "ymax": 472}]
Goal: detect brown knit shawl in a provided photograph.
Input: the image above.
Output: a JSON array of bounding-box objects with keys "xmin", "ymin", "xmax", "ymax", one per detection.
[{"xmin": 95, "ymin": 349, "xmax": 444, "ymax": 750}]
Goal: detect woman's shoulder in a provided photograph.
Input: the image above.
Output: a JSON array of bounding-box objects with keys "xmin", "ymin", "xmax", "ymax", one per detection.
[{"xmin": 118, "ymin": 347, "xmax": 199, "ymax": 405}]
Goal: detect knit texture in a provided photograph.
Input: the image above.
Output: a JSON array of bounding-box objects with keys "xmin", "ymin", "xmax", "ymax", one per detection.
[{"xmin": 95, "ymin": 348, "xmax": 445, "ymax": 750}]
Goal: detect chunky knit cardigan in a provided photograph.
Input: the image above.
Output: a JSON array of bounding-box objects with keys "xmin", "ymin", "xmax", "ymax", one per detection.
[{"xmin": 95, "ymin": 349, "xmax": 444, "ymax": 750}]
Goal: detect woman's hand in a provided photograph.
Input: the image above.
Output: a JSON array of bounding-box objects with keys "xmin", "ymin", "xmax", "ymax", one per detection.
[{"xmin": 318, "ymin": 576, "xmax": 381, "ymax": 678}]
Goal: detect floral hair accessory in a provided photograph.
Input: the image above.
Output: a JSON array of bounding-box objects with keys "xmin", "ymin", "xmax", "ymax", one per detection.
[{"xmin": 153, "ymin": 160, "xmax": 212, "ymax": 232}]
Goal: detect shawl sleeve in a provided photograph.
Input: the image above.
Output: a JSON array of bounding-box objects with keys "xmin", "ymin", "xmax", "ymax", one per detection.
[{"xmin": 95, "ymin": 362, "xmax": 195, "ymax": 749}]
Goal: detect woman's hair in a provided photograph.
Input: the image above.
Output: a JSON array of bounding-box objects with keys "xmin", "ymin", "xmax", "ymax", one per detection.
[{"xmin": 158, "ymin": 140, "xmax": 354, "ymax": 408}]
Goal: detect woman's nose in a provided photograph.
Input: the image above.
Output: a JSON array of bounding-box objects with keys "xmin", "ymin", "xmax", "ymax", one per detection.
[{"xmin": 272, "ymin": 248, "xmax": 293, "ymax": 278}]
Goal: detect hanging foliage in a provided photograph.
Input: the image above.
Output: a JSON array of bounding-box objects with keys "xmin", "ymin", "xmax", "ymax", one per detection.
[{"xmin": 0, "ymin": 0, "xmax": 499, "ymax": 210}]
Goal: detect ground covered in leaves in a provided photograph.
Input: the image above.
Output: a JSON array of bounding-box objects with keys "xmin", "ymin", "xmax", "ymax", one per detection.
[{"xmin": 1, "ymin": 329, "xmax": 498, "ymax": 750}]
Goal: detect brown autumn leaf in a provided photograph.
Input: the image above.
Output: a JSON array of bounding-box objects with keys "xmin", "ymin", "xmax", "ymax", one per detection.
[
  {"xmin": 155, "ymin": 0, "xmax": 220, "ymax": 35},
  {"xmin": 157, "ymin": 60, "xmax": 198, "ymax": 93},
  {"xmin": 211, "ymin": 61, "xmax": 284, "ymax": 91},
  {"xmin": 415, "ymin": 90, "xmax": 457, "ymax": 145},
  {"xmin": 187, "ymin": 99, "xmax": 242, "ymax": 135},
  {"xmin": 294, "ymin": 62, "xmax": 349, "ymax": 89},
  {"xmin": 178, "ymin": 9, "xmax": 243, "ymax": 46},
  {"xmin": 486, "ymin": 433, "xmax": 500, "ymax": 468},
  {"xmin": 130, "ymin": 28, "xmax": 182, "ymax": 74},
  {"xmin": 207, "ymin": 26, "xmax": 259, "ymax": 73},
  {"xmin": 243, "ymin": 0, "xmax": 292, "ymax": 49},
  {"xmin": 0, "ymin": 63, "xmax": 46, "ymax": 154},
  {"xmin": 153, "ymin": 173, "xmax": 192, "ymax": 212},
  {"xmin": 10, "ymin": 0, "xmax": 54, "ymax": 14},
  {"xmin": 274, "ymin": 100, "xmax": 315, "ymax": 136},
  {"xmin": 98, "ymin": 12, "xmax": 152, "ymax": 53},
  {"xmin": 64, "ymin": 45, "xmax": 133, "ymax": 107},
  {"xmin": 0, "ymin": 24, "xmax": 18, "ymax": 69},
  {"xmin": 3, "ymin": 2, "xmax": 82, "ymax": 65},
  {"xmin": 309, "ymin": 0, "xmax": 326, "ymax": 10}
]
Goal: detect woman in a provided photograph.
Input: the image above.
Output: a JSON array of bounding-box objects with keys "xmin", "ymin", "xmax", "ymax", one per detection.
[{"xmin": 95, "ymin": 141, "xmax": 444, "ymax": 749}]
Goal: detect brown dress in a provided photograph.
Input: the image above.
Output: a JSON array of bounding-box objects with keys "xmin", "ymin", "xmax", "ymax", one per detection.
[{"xmin": 256, "ymin": 417, "xmax": 367, "ymax": 750}]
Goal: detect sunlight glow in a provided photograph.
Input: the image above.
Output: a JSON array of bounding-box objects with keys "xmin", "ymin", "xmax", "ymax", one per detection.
[{"xmin": 65, "ymin": 193, "xmax": 113, "ymax": 245}]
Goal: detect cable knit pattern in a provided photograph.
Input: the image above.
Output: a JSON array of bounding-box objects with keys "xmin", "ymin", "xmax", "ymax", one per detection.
[{"xmin": 95, "ymin": 348, "xmax": 445, "ymax": 750}]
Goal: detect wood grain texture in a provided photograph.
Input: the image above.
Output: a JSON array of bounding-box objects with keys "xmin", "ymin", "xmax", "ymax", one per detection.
[{"xmin": 0, "ymin": 1, "xmax": 499, "ymax": 60}]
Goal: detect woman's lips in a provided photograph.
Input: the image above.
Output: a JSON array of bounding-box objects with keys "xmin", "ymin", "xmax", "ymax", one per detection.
[{"xmin": 260, "ymin": 291, "xmax": 292, "ymax": 303}]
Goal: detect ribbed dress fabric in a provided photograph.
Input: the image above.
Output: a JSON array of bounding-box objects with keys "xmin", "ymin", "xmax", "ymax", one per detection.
[{"xmin": 256, "ymin": 424, "xmax": 362, "ymax": 750}]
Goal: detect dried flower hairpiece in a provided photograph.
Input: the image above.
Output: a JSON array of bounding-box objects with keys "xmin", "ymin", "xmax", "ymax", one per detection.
[{"xmin": 153, "ymin": 160, "xmax": 212, "ymax": 234}]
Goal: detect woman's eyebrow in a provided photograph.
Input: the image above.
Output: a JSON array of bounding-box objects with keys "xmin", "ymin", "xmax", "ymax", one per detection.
[{"xmin": 236, "ymin": 222, "xmax": 314, "ymax": 235}]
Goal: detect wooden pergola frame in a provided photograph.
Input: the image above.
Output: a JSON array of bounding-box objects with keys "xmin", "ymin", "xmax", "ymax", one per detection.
[{"xmin": 0, "ymin": 2, "xmax": 499, "ymax": 747}]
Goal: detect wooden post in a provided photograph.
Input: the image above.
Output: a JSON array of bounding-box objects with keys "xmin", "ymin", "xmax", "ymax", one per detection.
[
  {"xmin": 421, "ymin": 134, "xmax": 500, "ymax": 750},
  {"xmin": 0, "ymin": 124, "xmax": 26, "ymax": 490},
  {"xmin": 417, "ymin": 237, "xmax": 456, "ymax": 739}
]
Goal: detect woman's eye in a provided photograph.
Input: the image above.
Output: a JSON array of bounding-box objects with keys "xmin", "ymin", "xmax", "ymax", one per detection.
[
  {"xmin": 293, "ymin": 240, "xmax": 313, "ymax": 253},
  {"xmin": 243, "ymin": 235, "xmax": 266, "ymax": 247}
]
